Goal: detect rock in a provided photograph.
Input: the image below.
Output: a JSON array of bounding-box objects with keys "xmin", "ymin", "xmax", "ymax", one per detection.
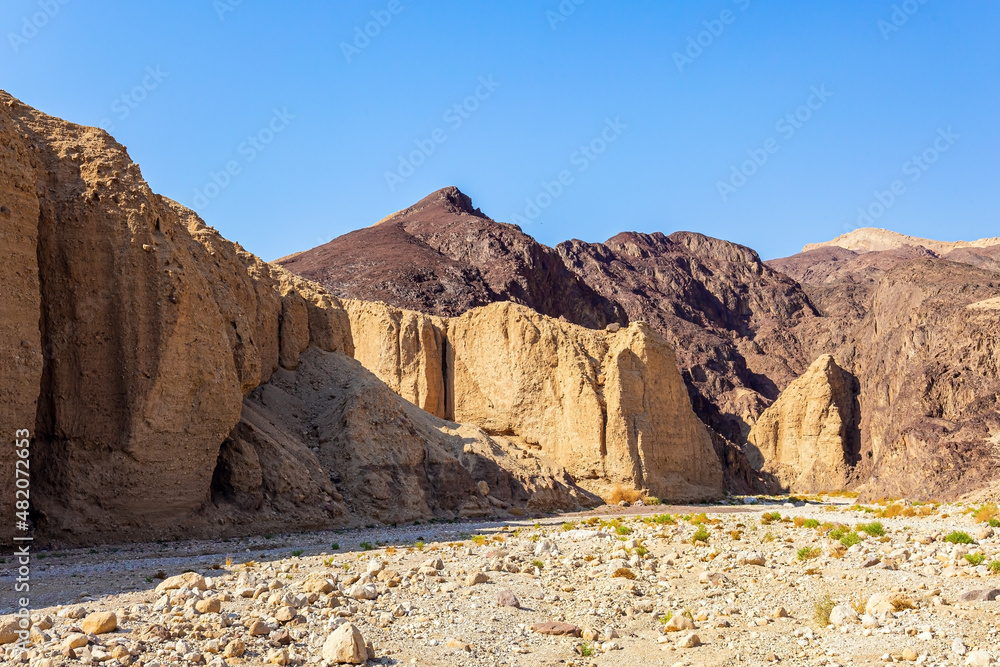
[
  {"xmin": 80, "ymin": 611, "xmax": 117, "ymax": 635},
  {"xmin": 954, "ymin": 639, "xmax": 968, "ymax": 655},
  {"xmin": 772, "ymin": 606, "xmax": 789, "ymax": 619},
  {"xmin": 746, "ymin": 355, "xmax": 857, "ymax": 493},
  {"xmin": 156, "ymin": 573, "xmax": 207, "ymax": 593},
  {"xmin": 64, "ymin": 633, "xmax": 89, "ymax": 649},
  {"xmin": 497, "ymin": 589, "xmax": 521, "ymax": 608},
  {"xmin": 223, "ymin": 639, "xmax": 245, "ymax": 658},
  {"xmin": 304, "ymin": 578, "xmax": 334, "ymax": 594},
  {"xmin": 663, "ymin": 614, "xmax": 696, "ymax": 632},
  {"xmin": 275, "ymin": 606, "xmax": 297, "ymax": 622},
  {"xmin": 861, "ymin": 614, "xmax": 879, "ymax": 628},
  {"xmin": 477, "ymin": 480, "xmax": 490, "ymax": 496},
  {"xmin": 347, "ymin": 583, "xmax": 378, "ymax": 600},
  {"xmin": 464, "ymin": 572, "xmax": 489, "ymax": 586},
  {"xmin": 978, "ymin": 527, "xmax": 994, "ymax": 540},
  {"xmin": 446, "ymin": 638, "xmax": 472, "ymax": 651},
  {"xmin": 967, "ymin": 650, "xmax": 992, "ymax": 666},
  {"xmin": 958, "ymin": 588, "xmax": 1000, "ymax": 602},
  {"xmin": 530, "ymin": 622, "xmax": 582, "ymax": 637},
  {"xmin": 866, "ymin": 592, "xmax": 896, "ymax": 615},
  {"xmin": 248, "ymin": 620, "xmax": 271, "ymax": 636},
  {"xmin": 267, "ymin": 648, "xmax": 290, "ymax": 665},
  {"xmin": 737, "ymin": 551, "xmax": 766, "ymax": 566},
  {"xmin": 0, "ymin": 616, "xmax": 24, "ymax": 644},
  {"xmin": 699, "ymin": 571, "xmax": 727, "ymax": 587},
  {"xmin": 901, "ymin": 648, "xmax": 918, "ymax": 661},
  {"xmin": 322, "ymin": 622, "xmax": 368, "ymax": 664},
  {"xmin": 677, "ymin": 632, "xmax": 701, "ymax": 648},
  {"xmin": 582, "ymin": 627, "xmax": 600, "ymax": 641},
  {"xmin": 194, "ymin": 598, "xmax": 221, "ymax": 614},
  {"xmin": 829, "ymin": 605, "xmax": 857, "ymax": 626}
]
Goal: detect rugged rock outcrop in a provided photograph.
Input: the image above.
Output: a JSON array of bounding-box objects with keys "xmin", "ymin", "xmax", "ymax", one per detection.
[
  {"xmin": 746, "ymin": 355, "xmax": 859, "ymax": 493},
  {"xmin": 802, "ymin": 227, "xmax": 1000, "ymax": 255},
  {"xmin": 277, "ymin": 187, "xmax": 626, "ymax": 328},
  {"xmin": 342, "ymin": 300, "xmax": 724, "ymax": 502},
  {"xmin": 0, "ymin": 92, "xmax": 596, "ymax": 546}
]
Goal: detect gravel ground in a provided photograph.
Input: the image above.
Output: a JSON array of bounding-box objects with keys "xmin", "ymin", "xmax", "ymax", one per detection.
[{"xmin": 5, "ymin": 496, "xmax": 1000, "ymax": 666}]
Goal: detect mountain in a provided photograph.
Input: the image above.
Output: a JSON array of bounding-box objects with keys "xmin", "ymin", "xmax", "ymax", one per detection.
[
  {"xmin": 285, "ymin": 190, "xmax": 1000, "ymax": 500},
  {"xmin": 277, "ymin": 187, "xmax": 625, "ymax": 328}
]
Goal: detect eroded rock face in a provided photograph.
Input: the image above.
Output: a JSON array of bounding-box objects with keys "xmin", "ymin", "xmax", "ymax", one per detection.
[
  {"xmin": 746, "ymin": 355, "xmax": 859, "ymax": 493},
  {"xmin": 341, "ymin": 300, "xmax": 724, "ymax": 502},
  {"xmin": 0, "ymin": 91, "xmax": 593, "ymax": 545}
]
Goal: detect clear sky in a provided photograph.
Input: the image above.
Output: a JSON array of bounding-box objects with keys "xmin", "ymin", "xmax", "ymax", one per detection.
[{"xmin": 2, "ymin": 1, "xmax": 997, "ymax": 260}]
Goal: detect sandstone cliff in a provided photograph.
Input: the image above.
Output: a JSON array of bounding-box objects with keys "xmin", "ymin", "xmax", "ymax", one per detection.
[
  {"xmin": 342, "ymin": 300, "xmax": 724, "ymax": 502},
  {"xmin": 0, "ymin": 92, "xmax": 597, "ymax": 546},
  {"xmin": 746, "ymin": 355, "xmax": 859, "ymax": 493}
]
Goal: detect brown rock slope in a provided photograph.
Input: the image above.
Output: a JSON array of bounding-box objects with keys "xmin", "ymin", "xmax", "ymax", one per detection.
[
  {"xmin": 343, "ymin": 300, "xmax": 724, "ymax": 502},
  {"xmin": 770, "ymin": 237, "xmax": 1000, "ymax": 500},
  {"xmin": 0, "ymin": 92, "xmax": 600, "ymax": 546},
  {"xmin": 746, "ymin": 355, "xmax": 860, "ymax": 493},
  {"xmin": 277, "ymin": 186, "xmax": 626, "ymax": 328}
]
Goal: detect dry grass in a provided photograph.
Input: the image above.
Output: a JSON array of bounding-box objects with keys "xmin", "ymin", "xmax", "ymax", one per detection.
[
  {"xmin": 607, "ymin": 485, "xmax": 645, "ymax": 505},
  {"xmin": 829, "ymin": 545, "xmax": 847, "ymax": 559},
  {"xmin": 975, "ymin": 504, "xmax": 998, "ymax": 524},
  {"xmin": 612, "ymin": 567, "xmax": 637, "ymax": 580}
]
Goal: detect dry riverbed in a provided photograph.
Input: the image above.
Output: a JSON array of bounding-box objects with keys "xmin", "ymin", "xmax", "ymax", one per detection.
[{"xmin": 5, "ymin": 496, "xmax": 1000, "ymax": 666}]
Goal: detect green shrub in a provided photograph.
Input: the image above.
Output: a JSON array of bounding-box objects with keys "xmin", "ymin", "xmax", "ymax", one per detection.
[
  {"xmin": 988, "ymin": 560, "xmax": 1000, "ymax": 573},
  {"xmin": 858, "ymin": 522, "xmax": 885, "ymax": 537},
  {"xmin": 944, "ymin": 531, "xmax": 974, "ymax": 544},
  {"xmin": 814, "ymin": 596, "xmax": 835, "ymax": 626},
  {"xmin": 691, "ymin": 526, "xmax": 710, "ymax": 544},
  {"xmin": 532, "ymin": 560, "xmax": 545, "ymax": 570},
  {"xmin": 803, "ymin": 519, "xmax": 820, "ymax": 529},
  {"xmin": 761, "ymin": 512, "xmax": 782, "ymax": 525},
  {"xmin": 360, "ymin": 542, "xmax": 373, "ymax": 551},
  {"xmin": 616, "ymin": 525, "xmax": 632, "ymax": 536},
  {"xmin": 331, "ymin": 542, "xmax": 340, "ymax": 550},
  {"xmin": 797, "ymin": 546, "xmax": 821, "ymax": 561},
  {"xmin": 965, "ymin": 553, "xmax": 986, "ymax": 566},
  {"xmin": 839, "ymin": 532, "xmax": 862, "ymax": 547},
  {"xmin": 291, "ymin": 549, "xmax": 304, "ymax": 557}
]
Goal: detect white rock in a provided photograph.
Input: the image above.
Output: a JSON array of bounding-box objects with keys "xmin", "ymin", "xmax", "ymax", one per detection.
[
  {"xmin": 322, "ymin": 622, "xmax": 367, "ymax": 664},
  {"xmin": 829, "ymin": 605, "xmax": 858, "ymax": 627}
]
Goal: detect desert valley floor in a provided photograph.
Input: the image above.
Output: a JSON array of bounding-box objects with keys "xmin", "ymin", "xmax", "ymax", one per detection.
[{"xmin": 6, "ymin": 496, "xmax": 1000, "ymax": 667}]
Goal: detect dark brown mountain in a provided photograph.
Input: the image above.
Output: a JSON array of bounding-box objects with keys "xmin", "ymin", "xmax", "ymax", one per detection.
[
  {"xmin": 284, "ymin": 191, "xmax": 1000, "ymax": 500},
  {"xmin": 278, "ymin": 187, "xmax": 625, "ymax": 328}
]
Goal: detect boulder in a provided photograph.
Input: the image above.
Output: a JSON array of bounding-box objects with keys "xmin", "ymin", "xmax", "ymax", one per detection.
[{"xmin": 321, "ymin": 623, "xmax": 368, "ymax": 664}]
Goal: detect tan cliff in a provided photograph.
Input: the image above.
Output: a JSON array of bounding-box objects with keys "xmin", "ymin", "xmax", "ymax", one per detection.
[
  {"xmin": 0, "ymin": 91, "xmax": 601, "ymax": 546},
  {"xmin": 746, "ymin": 355, "xmax": 859, "ymax": 493},
  {"xmin": 344, "ymin": 300, "xmax": 724, "ymax": 502}
]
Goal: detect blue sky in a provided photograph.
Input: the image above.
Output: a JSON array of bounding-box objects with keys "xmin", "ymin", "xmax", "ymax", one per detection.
[{"xmin": 1, "ymin": 1, "xmax": 997, "ymax": 260}]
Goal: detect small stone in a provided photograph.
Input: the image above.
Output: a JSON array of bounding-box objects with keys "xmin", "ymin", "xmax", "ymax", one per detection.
[
  {"xmin": 80, "ymin": 611, "xmax": 117, "ymax": 635},
  {"xmin": 248, "ymin": 620, "xmax": 271, "ymax": 636},
  {"xmin": 464, "ymin": 572, "xmax": 489, "ymax": 586},
  {"xmin": 322, "ymin": 622, "xmax": 368, "ymax": 664},
  {"xmin": 223, "ymin": 639, "xmax": 245, "ymax": 658},
  {"xmin": 195, "ymin": 598, "xmax": 221, "ymax": 614},
  {"xmin": 446, "ymin": 638, "xmax": 472, "ymax": 651},
  {"xmin": 966, "ymin": 650, "xmax": 992, "ymax": 666},
  {"xmin": 958, "ymin": 588, "xmax": 1000, "ymax": 602},
  {"xmin": 677, "ymin": 632, "xmax": 701, "ymax": 648},
  {"xmin": 901, "ymin": 648, "xmax": 919, "ymax": 661},
  {"xmin": 267, "ymin": 648, "xmax": 290, "ymax": 665},
  {"xmin": 582, "ymin": 627, "xmax": 600, "ymax": 641},
  {"xmin": 477, "ymin": 481, "xmax": 490, "ymax": 496},
  {"xmin": 530, "ymin": 621, "xmax": 582, "ymax": 637},
  {"xmin": 738, "ymin": 551, "xmax": 766, "ymax": 566},
  {"xmin": 155, "ymin": 572, "xmax": 207, "ymax": 593},
  {"xmin": 772, "ymin": 606, "xmax": 789, "ymax": 619},
  {"xmin": 829, "ymin": 605, "xmax": 857, "ymax": 626},
  {"xmin": 663, "ymin": 614, "xmax": 696, "ymax": 632},
  {"xmin": 954, "ymin": 638, "xmax": 967, "ymax": 655},
  {"xmin": 65, "ymin": 633, "xmax": 89, "ymax": 649},
  {"xmin": 497, "ymin": 589, "xmax": 521, "ymax": 608},
  {"xmin": 275, "ymin": 606, "xmax": 297, "ymax": 623}
]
